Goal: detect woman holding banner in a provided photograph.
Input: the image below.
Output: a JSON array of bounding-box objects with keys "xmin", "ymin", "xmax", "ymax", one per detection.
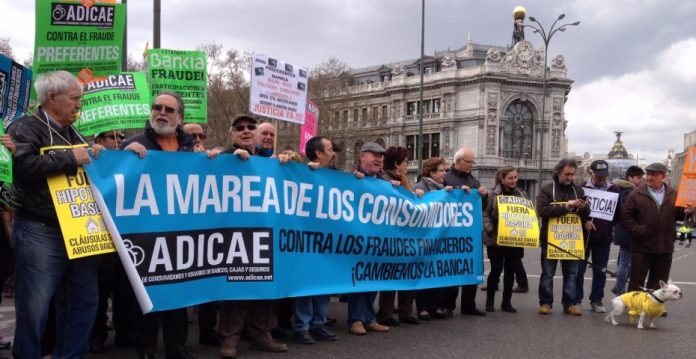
[
  {"xmin": 482, "ymin": 166, "xmax": 528, "ymax": 313},
  {"xmin": 413, "ymin": 157, "xmax": 452, "ymax": 320}
]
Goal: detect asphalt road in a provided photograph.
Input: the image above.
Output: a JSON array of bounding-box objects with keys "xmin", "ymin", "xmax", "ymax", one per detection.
[{"xmin": 2, "ymin": 244, "xmax": 696, "ymax": 359}]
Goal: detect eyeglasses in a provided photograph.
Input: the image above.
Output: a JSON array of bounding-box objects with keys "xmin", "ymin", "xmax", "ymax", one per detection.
[
  {"xmin": 104, "ymin": 134, "xmax": 125, "ymax": 140},
  {"xmin": 233, "ymin": 124, "xmax": 257, "ymax": 132},
  {"xmin": 151, "ymin": 103, "xmax": 178, "ymax": 114},
  {"xmin": 435, "ymin": 168, "xmax": 447, "ymax": 173},
  {"xmin": 190, "ymin": 133, "xmax": 206, "ymax": 140},
  {"xmin": 461, "ymin": 159, "xmax": 476, "ymax": 165}
]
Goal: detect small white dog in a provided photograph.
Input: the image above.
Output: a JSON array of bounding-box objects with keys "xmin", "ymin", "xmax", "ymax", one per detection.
[{"xmin": 605, "ymin": 280, "xmax": 683, "ymax": 329}]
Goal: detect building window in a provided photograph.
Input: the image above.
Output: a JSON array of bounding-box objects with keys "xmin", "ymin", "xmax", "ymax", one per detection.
[
  {"xmin": 407, "ymin": 101, "xmax": 417, "ymax": 116},
  {"xmin": 406, "ymin": 133, "xmax": 440, "ymax": 161},
  {"xmin": 421, "ymin": 100, "xmax": 431, "ymax": 114},
  {"xmin": 353, "ymin": 109, "xmax": 359, "ymax": 125},
  {"xmin": 433, "ymin": 99, "xmax": 441, "ymax": 113},
  {"xmin": 362, "ymin": 108, "xmax": 368, "ymax": 126},
  {"xmin": 500, "ymin": 100, "xmax": 533, "ymax": 159},
  {"xmin": 381, "ymin": 105, "xmax": 388, "ymax": 122},
  {"xmin": 342, "ymin": 110, "xmax": 348, "ymax": 129},
  {"xmin": 372, "ymin": 106, "xmax": 378, "ymax": 122}
]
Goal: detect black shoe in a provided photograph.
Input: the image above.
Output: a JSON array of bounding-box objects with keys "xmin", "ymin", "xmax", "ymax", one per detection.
[
  {"xmin": 325, "ymin": 316, "xmax": 337, "ymax": 326},
  {"xmin": 501, "ymin": 303, "xmax": 517, "ymax": 313},
  {"xmin": 512, "ymin": 285, "xmax": 529, "ymax": 293},
  {"xmin": 309, "ymin": 326, "xmax": 338, "ymax": 341},
  {"xmin": 377, "ymin": 317, "xmax": 400, "ymax": 326},
  {"xmin": 294, "ymin": 331, "xmax": 315, "ymax": 344},
  {"xmin": 461, "ymin": 307, "xmax": 487, "ymax": 316},
  {"xmin": 442, "ymin": 308, "xmax": 454, "ymax": 318},
  {"xmin": 399, "ymin": 316, "xmax": 420, "ymax": 325},
  {"xmin": 485, "ymin": 303, "xmax": 495, "ymax": 312},
  {"xmin": 114, "ymin": 334, "xmax": 136, "ymax": 347},
  {"xmin": 138, "ymin": 353, "xmax": 155, "ymax": 359},
  {"xmin": 417, "ymin": 313, "xmax": 432, "ymax": 321}
]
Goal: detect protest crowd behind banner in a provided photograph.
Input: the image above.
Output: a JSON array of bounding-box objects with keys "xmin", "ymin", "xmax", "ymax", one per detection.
[{"xmin": 2, "ymin": 1, "xmax": 696, "ymax": 357}]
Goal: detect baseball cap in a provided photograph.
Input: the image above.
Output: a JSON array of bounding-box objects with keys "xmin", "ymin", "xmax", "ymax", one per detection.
[
  {"xmin": 590, "ymin": 160, "xmax": 609, "ymax": 177},
  {"xmin": 230, "ymin": 114, "xmax": 257, "ymax": 127}
]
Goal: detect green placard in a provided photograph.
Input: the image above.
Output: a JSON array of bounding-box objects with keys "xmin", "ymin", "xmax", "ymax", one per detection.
[
  {"xmin": 33, "ymin": 0, "xmax": 125, "ymax": 80},
  {"xmin": 74, "ymin": 72, "xmax": 151, "ymax": 136},
  {"xmin": 147, "ymin": 49, "xmax": 207, "ymax": 123}
]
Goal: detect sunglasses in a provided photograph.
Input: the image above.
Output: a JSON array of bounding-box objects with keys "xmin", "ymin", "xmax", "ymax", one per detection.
[
  {"xmin": 104, "ymin": 134, "xmax": 126, "ymax": 140},
  {"xmin": 151, "ymin": 103, "xmax": 178, "ymax": 114},
  {"xmin": 191, "ymin": 133, "xmax": 207, "ymax": 140},
  {"xmin": 233, "ymin": 124, "xmax": 257, "ymax": 132}
]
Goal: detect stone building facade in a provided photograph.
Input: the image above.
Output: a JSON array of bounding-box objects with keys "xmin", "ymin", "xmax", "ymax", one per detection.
[{"xmin": 277, "ymin": 35, "xmax": 573, "ymax": 197}]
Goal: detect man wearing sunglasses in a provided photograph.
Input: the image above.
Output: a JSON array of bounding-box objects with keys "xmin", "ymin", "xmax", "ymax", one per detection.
[
  {"xmin": 183, "ymin": 123, "xmax": 207, "ymax": 152},
  {"xmin": 118, "ymin": 91, "xmax": 196, "ymax": 359},
  {"xmin": 94, "ymin": 130, "xmax": 125, "ymax": 150},
  {"xmin": 218, "ymin": 114, "xmax": 288, "ymax": 358}
]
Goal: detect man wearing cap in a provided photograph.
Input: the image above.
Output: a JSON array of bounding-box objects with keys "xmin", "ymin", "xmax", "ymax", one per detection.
[
  {"xmin": 611, "ymin": 165, "xmax": 645, "ymax": 294},
  {"xmin": 217, "ymin": 114, "xmax": 288, "ymax": 358},
  {"xmin": 346, "ymin": 142, "xmax": 391, "ymax": 335},
  {"xmin": 621, "ymin": 163, "xmax": 694, "ymax": 292},
  {"xmin": 574, "ymin": 160, "xmax": 620, "ymax": 313},
  {"xmin": 441, "ymin": 147, "xmax": 488, "ymax": 317}
]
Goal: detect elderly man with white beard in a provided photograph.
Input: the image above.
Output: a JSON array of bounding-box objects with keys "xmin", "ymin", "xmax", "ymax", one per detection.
[{"xmin": 118, "ymin": 91, "xmax": 196, "ymax": 359}]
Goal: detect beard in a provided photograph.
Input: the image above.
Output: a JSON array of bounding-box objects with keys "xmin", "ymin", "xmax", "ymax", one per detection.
[{"xmin": 151, "ymin": 118, "xmax": 177, "ymax": 136}]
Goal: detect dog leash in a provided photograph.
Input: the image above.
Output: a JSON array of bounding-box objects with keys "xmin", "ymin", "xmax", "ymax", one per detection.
[{"xmin": 544, "ymin": 241, "xmax": 652, "ymax": 292}]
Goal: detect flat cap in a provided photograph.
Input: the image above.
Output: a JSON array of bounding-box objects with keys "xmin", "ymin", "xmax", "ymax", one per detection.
[
  {"xmin": 645, "ymin": 162, "xmax": 668, "ymax": 173},
  {"xmin": 360, "ymin": 142, "xmax": 385, "ymax": 154}
]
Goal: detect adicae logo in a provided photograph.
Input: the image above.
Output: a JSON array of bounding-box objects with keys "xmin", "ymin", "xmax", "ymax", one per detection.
[{"xmin": 52, "ymin": 4, "xmax": 67, "ymax": 21}]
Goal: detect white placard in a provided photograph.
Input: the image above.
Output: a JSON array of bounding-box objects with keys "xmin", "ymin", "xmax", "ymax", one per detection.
[
  {"xmin": 584, "ymin": 188, "xmax": 619, "ymax": 221},
  {"xmin": 249, "ymin": 53, "xmax": 308, "ymax": 124}
]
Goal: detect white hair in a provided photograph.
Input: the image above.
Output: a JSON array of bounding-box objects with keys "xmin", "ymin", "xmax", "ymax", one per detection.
[
  {"xmin": 454, "ymin": 147, "xmax": 474, "ymax": 161},
  {"xmin": 34, "ymin": 71, "xmax": 82, "ymax": 104}
]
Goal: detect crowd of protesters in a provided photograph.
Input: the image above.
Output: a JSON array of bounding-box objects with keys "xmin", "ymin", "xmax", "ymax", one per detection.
[{"xmin": 0, "ymin": 71, "xmax": 694, "ymax": 358}]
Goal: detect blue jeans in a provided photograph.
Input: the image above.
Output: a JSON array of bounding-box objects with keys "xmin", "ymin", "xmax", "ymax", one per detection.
[
  {"xmin": 293, "ymin": 295, "xmax": 331, "ymax": 332},
  {"xmin": 613, "ymin": 245, "xmax": 631, "ymax": 294},
  {"xmin": 12, "ymin": 217, "xmax": 99, "ymax": 359},
  {"xmin": 575, "ymin": 242, "xmax": 610, "ymax": 304},
  {"xmin": 347, "ymin": 292, "xmax": 377, "ymax": 324},
  {"xmin": 538, "ymin": 247, "xmax": 578, "ymax": 309}
]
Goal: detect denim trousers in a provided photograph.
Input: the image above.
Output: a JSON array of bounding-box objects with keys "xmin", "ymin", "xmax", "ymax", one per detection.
[
  {"xmin": 293, "ymin": 295, "xmax": 331, "ymax": 332},
  {"xmin": 538, "ymin": 247, "xmax": 578, "ymax": 309},
  {"xmin": 613, "ymin": 245, "xmax": 632, "ymax": 294},
  {"xmin": 12, "ymin": 217, "xmax": 99, "ymax": 359},
  {"xmin": 575, "ymin": 242, "xmax": 611, "ymax": 304},
  {"xmin": 347, "ymin": 292, "xmax": 378, "ymax": 324}
]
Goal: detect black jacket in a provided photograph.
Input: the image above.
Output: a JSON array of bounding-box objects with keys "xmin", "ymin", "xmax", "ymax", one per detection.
[
  {"xmin": 536, "ymin": 180, "xmax": 589, "ymax": 247},
  {"xmin": 443, "ymin": 165, "xmax": 488, "ymax": 210},
  {"xmin": 8, "ymin": 109, "xmax": 87, "ymax": 227},
  {"xmin": 121, "ymin": 122, "xmax": 195, "ymax": 152},
  {"xmin": 612, "ymin": 179, "xmax": 636, "ymax": 247},
  {"xmin": 582, "ymin": 180, "xmax": 620, "ymax": 245}
]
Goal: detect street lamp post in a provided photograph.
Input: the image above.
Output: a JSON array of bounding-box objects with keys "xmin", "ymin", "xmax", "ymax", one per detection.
[{"xmin": 525, "ymin": 14, "xmax": 579, "ymax": 188}]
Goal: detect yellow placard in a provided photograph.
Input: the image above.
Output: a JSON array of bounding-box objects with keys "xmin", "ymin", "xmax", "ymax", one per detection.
[
  {"xmin": 496, "ymin": 196, "xmax": 540, "ymax": 248},
  {"xmin": 43, "ymin": 145, "xmax": 115, "ymax": 259},
  {"xmin": 546, "ymin": 211, "xmax": 584, "ymax": 260}
]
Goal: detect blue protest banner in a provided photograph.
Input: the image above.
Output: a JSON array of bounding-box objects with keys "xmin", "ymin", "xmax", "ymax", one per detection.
[
  {"xmin": 0, "ymin": 53, "xmax": 33, "ymax": 130},
  {"xmin": 85, "ymin": 151, "xmax": 484, "ymax": 313}
]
